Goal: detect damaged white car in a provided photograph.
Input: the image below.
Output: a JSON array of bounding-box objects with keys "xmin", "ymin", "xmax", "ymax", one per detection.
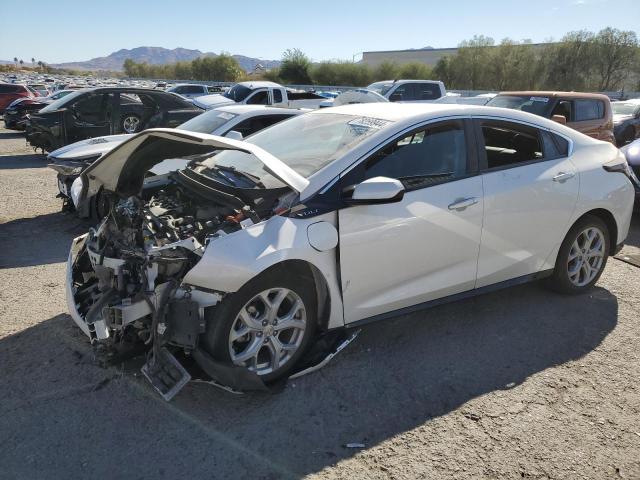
[{"xmin": 67, "ymin": 103, "xmax": 636, "ymax": 399}]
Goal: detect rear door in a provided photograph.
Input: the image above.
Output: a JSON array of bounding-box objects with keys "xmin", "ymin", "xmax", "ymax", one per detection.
[
  {"xmin": 474, "ymin": 118, "xmax": 579, "ymax": 287},
  {"xmin": 338, "ymin": 119, "xmax": 484, "ymax": 323},
  {"xmin": 566, "ymin": 98, "xmax": 608, "ymax": 140}
]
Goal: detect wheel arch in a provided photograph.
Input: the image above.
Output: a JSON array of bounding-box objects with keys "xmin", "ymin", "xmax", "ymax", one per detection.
[
  {"xmin": 233, "ymin": 259, "xmax": 333, "ymax": 332},
  {"xmin": 569, "ymin": 208, "xmax": 618, "ymax": 255}
]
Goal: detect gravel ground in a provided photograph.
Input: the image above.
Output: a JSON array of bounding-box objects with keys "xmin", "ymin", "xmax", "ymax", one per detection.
[{"xmin": 1, "ymin": 122, "xmax": 639, "ymax": 480}]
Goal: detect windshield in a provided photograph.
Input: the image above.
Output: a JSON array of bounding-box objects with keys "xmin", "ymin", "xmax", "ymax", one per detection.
[
  {"xmin": 223, "ymin": 84, "xmax": 252, "ymax": 102},
  {"xmin": 177, "ymin": 110, "xmax": 237, "ymax": 134},
  {"xmin": 196, "ymin": 113, "xmax": 391, "ymax": 188},
  {"xmin": 613, "ymin": 103, "xmax": 638, "ymax": 115},
  {"xmin": 39, "ymin": 90, "xmax": 85, "ymax": 112},
  {"xmin": 49, "ymin": 90, "xmax": 73, "ymax": 100},
  {"xmin": 486, "ymin": 95, "xmax": 552, "ymax": 116},
  {"xmin": 367, "ymin": 82, "xmax": 395, "ymax": 96}
]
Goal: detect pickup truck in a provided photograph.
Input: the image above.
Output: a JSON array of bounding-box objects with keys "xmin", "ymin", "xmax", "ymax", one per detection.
[
  {"xmin": 321, "ymin": 79, "xmax": 447, "ymax": 107},
  {"xmin": 193, "ymin": 81, "xmax": 326, "ymax": 110}
]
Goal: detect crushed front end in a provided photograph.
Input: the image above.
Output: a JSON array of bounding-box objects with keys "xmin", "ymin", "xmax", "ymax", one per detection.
[{"xmin": 66, "ymin": 186, "xmax": 248, "ymax": 398}]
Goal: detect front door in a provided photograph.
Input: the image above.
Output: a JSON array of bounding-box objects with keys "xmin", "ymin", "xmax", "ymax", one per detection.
[
  {"xmin": 338, "ymin": 119, "xmax": 484, "ymax": 323},
  {"xmin": 67, "ymin": 93, "xmax": 113, "ymax": 142},
  {"xmin": 473, "ymin": 118, "xmax": 579, "ymax": 287}
]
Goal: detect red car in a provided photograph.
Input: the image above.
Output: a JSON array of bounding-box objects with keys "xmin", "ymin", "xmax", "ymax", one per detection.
[{"xmin": 0, "ymin": 83, "xmax": 34, "ymax": 113}]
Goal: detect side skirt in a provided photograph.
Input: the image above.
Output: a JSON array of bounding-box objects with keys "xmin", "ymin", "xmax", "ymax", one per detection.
[{"xmin": 345, "ymin": 269, "xmax": 554, "ymax": 329}]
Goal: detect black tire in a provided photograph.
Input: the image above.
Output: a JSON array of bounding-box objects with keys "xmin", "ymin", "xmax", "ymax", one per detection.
[
  {"xmin": 201, "ymin": 266, "xmax": 317, "ymax": 383},
  {"xmin": 622, "ymin": 126, "xmax": 636, "ymax": 145},
  {"xmin": 546, "ymin": 214, "xmax": 610, "ymax": 294},
  {"xmin": 91, "ymin": 189, "xmax": 112, "ymax": 220}
]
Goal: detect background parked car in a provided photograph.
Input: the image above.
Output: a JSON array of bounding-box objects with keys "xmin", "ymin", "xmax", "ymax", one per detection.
[
  {"xmin": 3, "ymin": 89, "xmax": 74, "ymax": 130},
  {"xmin": 0, "ymin": 83, "xmax": 35, "ymax": 113},
  {"xmin": 620, "ymin": 138, "xmax": 640, "ymax": 206},
  {"xmin": 26, "ymin": 87, "xmax": 203, "ymax": 151},
  {"xmin": 166, "ymin": 84, "xmax": 219, "ymax": 98},
  {"xmin": 612, "ymin": 100, "xmax": 640, "ymax": 146},
  {"xmin": 486, "ymin": 91, "xmax": 615, "ymax": 144},
  {"xmin": 49, "ymin": 104, "xmax": 307, "ymax": 217}
]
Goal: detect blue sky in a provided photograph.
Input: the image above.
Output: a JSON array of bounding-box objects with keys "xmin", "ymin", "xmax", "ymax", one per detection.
[{"xmin": 0, "ymin": 0, "xmax": 638, "ymax": 63}]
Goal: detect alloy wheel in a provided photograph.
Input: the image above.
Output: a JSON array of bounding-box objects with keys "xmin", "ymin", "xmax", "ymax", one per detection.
[
  {"xmin": 228, "ymin": 288, "xmax": 307, "ymax": 376},
  {"xmin": 567, "ymin": 226, "xmax": 606, "ymax": 287},
  {"xmin": 122, "ymin": 115, "xmax": 140, "ymax": 134}
]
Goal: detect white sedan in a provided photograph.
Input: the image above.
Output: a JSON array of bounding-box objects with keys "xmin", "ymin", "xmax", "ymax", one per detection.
[{"xmin": 67, "ymin": 103, "xmax": 636, "ymax": 396}]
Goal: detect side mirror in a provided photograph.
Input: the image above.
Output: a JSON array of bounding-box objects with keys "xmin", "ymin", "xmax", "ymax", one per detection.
[
  {"xmin": 344, "ymin": 176, "xmax": 405, "ymax": 205},
  {"xmin": 224, "ymin": 130, "xmax": 243, "ymax": 141},
  {"xmin": 552, "ymin": 114, "xmax": 567, "ymax": 125}
]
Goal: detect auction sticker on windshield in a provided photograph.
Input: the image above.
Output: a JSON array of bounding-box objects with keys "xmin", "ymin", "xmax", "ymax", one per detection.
[{"xmin": 530, "ymin": 97, "xmax": 550, "ymax": 102}]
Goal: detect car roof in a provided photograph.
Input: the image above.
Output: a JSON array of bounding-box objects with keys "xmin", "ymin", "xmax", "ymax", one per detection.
[
  {"xmin": 497, "ymin": 91, "xmax": 611, "ymax": 101},
  {"xmin": 236, "ymin": 81, "xmax": 282, "ymax": 89},
  {"xmin": 214, "ymin": 104, "xmax": 307, "ymax": 116},
  {"xmin": 371, "ymin": 79, "xmax": 443, "ymax": 84}
]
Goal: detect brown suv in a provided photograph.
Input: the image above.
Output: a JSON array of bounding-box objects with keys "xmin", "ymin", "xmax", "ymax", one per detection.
[{"xmin": 486, "ymin": 91, "xmax": 615, "ymax": 144}]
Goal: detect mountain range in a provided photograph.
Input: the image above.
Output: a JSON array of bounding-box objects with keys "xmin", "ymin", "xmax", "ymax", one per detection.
[{"xmin": 46, "ymin": 47, "xmax": 281, "ymax": 72}]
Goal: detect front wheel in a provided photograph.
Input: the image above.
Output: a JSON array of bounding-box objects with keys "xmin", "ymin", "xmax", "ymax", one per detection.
[
  {"xmin": 546, "ymin": 215, "xmax": 610, "ymax": 294},
  {"xmin": 202, "ymin": 268, "xmax": 317, "ymax": 382}
]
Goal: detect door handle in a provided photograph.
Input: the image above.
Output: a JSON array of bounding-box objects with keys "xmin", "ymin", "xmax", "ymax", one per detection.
[
  {"xmin": 448, "ymin": 197, "xmax": 479, "ymax": 211},
  {"xmin": 553, "ymin": 171, "xmax": 575, "ymax": 183}
]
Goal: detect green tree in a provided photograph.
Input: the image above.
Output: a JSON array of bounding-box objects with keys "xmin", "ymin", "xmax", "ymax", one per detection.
[
  {"xmin": 397, "ymin": 62, "xmax": 433, "ymax": 80},
  {"xmin": 591, "ymin": 27, "xmax": 639, "ymax": 90},
  {"xmin": 279, "ymin": 48, "xmax": 312, "ymax": 84},
  {"xmin": 539, "ymin": 30, "xmax": 594, "ymax": 90},
  {"xmin": 372, "ymin": 61, "xmax": 400, "ymax": 81}
]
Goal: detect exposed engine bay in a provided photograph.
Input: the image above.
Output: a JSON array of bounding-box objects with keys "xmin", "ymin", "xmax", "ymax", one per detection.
[{"xmin": 68, "ymin": 172, "xmax": 297, "ymax": 398}]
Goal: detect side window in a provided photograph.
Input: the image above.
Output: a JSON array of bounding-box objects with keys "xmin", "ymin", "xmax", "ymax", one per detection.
[
  {"xmin": 73, "ymin": 94, "xmax": 105, "ymax": 115},
  {"xmin": 574, "ymin": 100, "xmax": 604, "ymax": 121},
  {"xmin": 273, "ymin": 89, "xmax": 283, "ymax": 103},
  {"xmin": 479, "ymin": 121, "xmax": 543, "ymax": 170},
  {"xmin": 0, "ymin": 85, "xmax": 15, "ymax": 93},
  {"xmin": 416, "ymin": 83, "xmax": 441, "ymax": 100},
  {"xmin": 365, "ymin": 121, "xmax": 468, "ymax": 189},
  {"xmin": 389, "ymin": 83, "xmax": 418, "ymax": 102},
  {"xmin": 551, "ymin": 100, "xmax": 572, "ymax": 121},
  {"xmin": 246, "ymin": 90, "xmax": 269, "ymax": 105}
]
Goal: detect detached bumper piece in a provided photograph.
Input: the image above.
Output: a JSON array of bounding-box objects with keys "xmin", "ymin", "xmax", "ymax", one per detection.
[{"xmin": 142, "ymin": 348, "xmax": 191, "ymax": 401}]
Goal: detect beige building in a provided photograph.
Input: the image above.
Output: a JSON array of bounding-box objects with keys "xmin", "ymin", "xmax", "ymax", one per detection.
[
  {"xmin": 362, "ymin": 47, "xmax": 459, "ymax": 67},
  {"xmin": 362, "ymin": 43, "xmax": 552, "ymax": 68}
]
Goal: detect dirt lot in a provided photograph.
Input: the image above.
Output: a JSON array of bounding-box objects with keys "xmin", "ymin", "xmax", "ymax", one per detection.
[{"xmin": 1, "ymin": 122, "xmax": 639, "ymax": 480}]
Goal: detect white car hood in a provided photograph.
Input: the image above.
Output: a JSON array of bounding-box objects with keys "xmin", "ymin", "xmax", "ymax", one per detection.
[
  {"xmin": 333, "ymin": 89, "xmax": 389, "ymax": 106},
  {"xmin": 192, "ymin": 94, "xmax": 236, "ymax": 110},
  {"xmin": 613, "ymin": 114, "xmax": 632, "ymax": 125},
  {"xmin": 83, "ymin": 128, "xmax": 309, "ymax": 194},
  {"xmin": 50, "ymin": 134, "xmax": 133, "ymax": 160}
]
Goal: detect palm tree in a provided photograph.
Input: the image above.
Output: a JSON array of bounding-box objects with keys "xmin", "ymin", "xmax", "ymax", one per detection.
[
  {"xmin": 19, "ymin": 59, "xmax": 24, "ymax": 68},
  {"xmin": 13, "ymin": 57, "xmax": 17, "ymax": 68},
  {"xmin": 31, "ymin": 57, "xmax": 35, "ymax": 66}
]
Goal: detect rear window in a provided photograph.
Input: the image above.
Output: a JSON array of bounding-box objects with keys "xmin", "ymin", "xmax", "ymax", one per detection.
[
  {"xmin": 574, "ymin": 100, "xmax": 605, "ymax": 121},
  {"xmin": 181, "ymin": 85, "xmax": 204, "ymax": 94}
]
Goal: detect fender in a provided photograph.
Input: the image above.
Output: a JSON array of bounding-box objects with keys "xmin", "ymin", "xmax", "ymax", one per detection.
[{"xmin": 182, "ymin": 212, "xmax": 345, "ymax": 329}]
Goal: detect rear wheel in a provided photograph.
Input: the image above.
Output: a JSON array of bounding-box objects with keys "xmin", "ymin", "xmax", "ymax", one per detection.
[
  {"xmin": 121, "ymin": 114, "xmax": 141, "ymax": 134},
  {"xmin": 547, "ymin": 215, "xmax": 610, "ymax": 294},
  {"xmin": 202, "ymin": 267, "xmax": 317, "ymax": 382}
]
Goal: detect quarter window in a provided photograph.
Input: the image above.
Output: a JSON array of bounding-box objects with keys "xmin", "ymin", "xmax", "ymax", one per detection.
[
  {"xmin": 479, "ymin": 121, "xmax": 543, "ymax": 169},
  {"xmin": 273, "ymin": 89, "xmax": 283, "ymax": 103},
  {"xmin": 365, "ymin": 121, "xmax": 468, "ymax": 189},
  {"xmin": 574, "ymin": 100, "xmax": 604, "ymax": 121}
]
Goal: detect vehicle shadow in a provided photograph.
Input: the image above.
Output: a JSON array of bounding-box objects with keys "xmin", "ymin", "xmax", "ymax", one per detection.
[
  {"xmin": 0, "ymin": 282, "xmax": 618, "ymax": 478},
  {"xmin": 0, "ymin": 212, "xmax": 88, "ymax": 268},
  {"xmin": 0, "ymin": 152, "xmax": 48, "ymax": 170},
  {"xmin": 0, "ymin": 129, "xmax": 26, "ymax": 140}
]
